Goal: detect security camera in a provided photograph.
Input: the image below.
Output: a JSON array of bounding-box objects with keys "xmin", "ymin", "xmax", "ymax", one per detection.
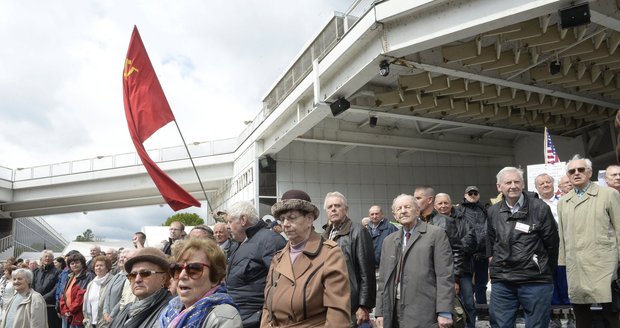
[{"xmin": 379, "ymin": 61, "xmax": 390, "ymax": 77}]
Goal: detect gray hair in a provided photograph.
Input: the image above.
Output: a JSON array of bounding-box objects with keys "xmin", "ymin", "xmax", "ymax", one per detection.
[
  {"xmin": 567, "ymin": 154, "xmax": 592, "ymax": 172},
  {"xmin": 535, "ymin": 173, "xmax": 554, "ymax": 185},
  {"xmin": 227, "ymin": 201, "xmax": 259, "ymax": 225},
  {"xmin": 41, "ymin": 250, "xmax": 54, "ymax": 258},
  {"xmin": 12, "ymin": 268, "xmax": 33, "ymax": 286},
  {"xmin": 324, "ymin": 191, "xmax": 348, "ymax": 210},
  {"xmin": 414, "ymin": 185, "xmax": 436, "ymax": 198},
  {"xmin": 391, "ymin": 194, "xmax": 419, "ymax": 213},
  {"xmin": 496, "ymin": 167, "xmax": 524, "ymax": 184},
  {"xmin": 434, "ymin": 193, "xmax": 452, "ymax": 203}
]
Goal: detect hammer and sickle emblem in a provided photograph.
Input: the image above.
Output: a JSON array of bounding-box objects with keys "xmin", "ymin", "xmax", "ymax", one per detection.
[{"xmin": 124, "ymin": 59, "xmax": 139, "ymax": 79}]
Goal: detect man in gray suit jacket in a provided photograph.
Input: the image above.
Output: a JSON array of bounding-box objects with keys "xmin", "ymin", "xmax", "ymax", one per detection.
[{"xmin": 375, "ymin": 194, "xmax": 454, "ymax": 328}]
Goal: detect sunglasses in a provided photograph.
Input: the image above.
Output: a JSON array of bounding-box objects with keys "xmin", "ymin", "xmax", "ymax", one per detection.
[
  {"xmin": 567, "ymin": 167, "xmax": 587, "ymax": 175},
  {"xmin": 127, "ymin": 270, "xmax": 165, "ymax": 281},
  {"xmin": 169, "ymin": 262, "xmax": 209, "ymax": 280},
  {"xmin": 467, "ymin": 191, "xmax": 479, "ymax": 196}
]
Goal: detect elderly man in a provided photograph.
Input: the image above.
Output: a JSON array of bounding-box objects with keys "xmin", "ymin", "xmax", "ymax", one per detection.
[
  {"xmin": 322, "ymin": 192, "xmax": 375, "ymax": 327},
  {"xmin": 487, "ymin": 167, "xmax": 559, "ymax": 327},
  {"xmin": 162, "ymin": 221, "xmax": 185, "ymax": 255},
  {"xmin": 132, "ymin": 232, "xmax": 146, "ymax": 249},
  {"xmin": 605, "ymin": 164, "xmax": 620, "ymax": 192},
  {"xmin": 106, "ymin": 248, "xmax": 119, "ymax": 274},
  {"xmin": 414, "ymin": 186, "xmax": 463, "ymax": 291},
  {"xmin": 213, "ymin": 222, "xmax": 235, "ymax": 259},
  {"xmin": 103, "ymin": 248, "xmax": 134, "ymax": 324},
  {"xmin": 86, "ymin": 245, "xmax": 102, "ymax": 270},
  {"xmin": 558, "ymin": 155, "xmax": 620, "ymax": 328},
  {"xmin": 225, "ymin": 201, "xmax": 286, "ymax": 328},
  {"xmin": 32, "ymin": 249, "xmax": 60, "ymax": 328},
  {"xmin": 558, "ymin": 176, "xmax": 572, "ymax": 195},
  {"xmin": 535, "ymin": 173, "xmax": 559, "ymax": 220},
  {"xmin": 188, "ymin": 224, "xmax": 215, "ymax": 240},
  {"xmin": 367, "ymin": 205, "xmax": 398, "ymax": 269},
  {"xmin": 375, "ymin": 194, "xmax": 454, "ymax": 328}
]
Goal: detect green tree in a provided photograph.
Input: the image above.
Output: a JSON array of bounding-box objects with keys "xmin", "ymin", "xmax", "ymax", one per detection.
[
  {"xmin": 164, "ymin": 213, "xmax": 204, "ymax": 226},
  {"xmin": 75, "ymin": 229, "xmax": 95, "ymax": 242}
]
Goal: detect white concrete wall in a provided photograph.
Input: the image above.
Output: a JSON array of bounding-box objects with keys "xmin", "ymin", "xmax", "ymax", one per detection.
[{"xmin": 276, "ymin": 141, "xmax": 512, "ymax": 229}]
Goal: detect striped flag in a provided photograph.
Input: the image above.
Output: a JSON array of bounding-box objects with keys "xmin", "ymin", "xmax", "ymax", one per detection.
[{"xmin": 544, "ymin": 127, "xmax": 560, "ymax": 164}]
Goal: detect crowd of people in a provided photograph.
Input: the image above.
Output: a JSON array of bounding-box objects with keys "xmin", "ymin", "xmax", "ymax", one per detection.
[{"xmin": 0, "ymin": 154, "xmax": 618, "ymax": 328}]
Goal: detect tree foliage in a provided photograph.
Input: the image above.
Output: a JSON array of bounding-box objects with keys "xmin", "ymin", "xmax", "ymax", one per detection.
[
  {"xmin": 75, "ymin": 229, "xmax": 95, "ymax": 242},
  {"xmin": 164, "ymin": 213, "xmax": 204, "ymax": 226}
]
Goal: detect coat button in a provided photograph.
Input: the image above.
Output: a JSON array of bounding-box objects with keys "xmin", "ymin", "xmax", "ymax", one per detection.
[
  {"xmin": 273, "ymin": 282, "xmax": 277, "ymax": 287},
  {"xmin": 288, "ymin": 315, "xmax": 293, "ymax": 321},
  {"xmin": 292, "ymin": 282, "xmax": 295, "ymax": 286}
]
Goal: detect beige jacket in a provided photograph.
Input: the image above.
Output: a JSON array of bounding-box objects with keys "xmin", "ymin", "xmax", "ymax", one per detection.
[
  {"xmin": 558, "ymin": 183, "xmax": 620, "ymax": 303},
  {"xmin": 0, "ymin": 289, "xmax": 48, "ymax": 328}
]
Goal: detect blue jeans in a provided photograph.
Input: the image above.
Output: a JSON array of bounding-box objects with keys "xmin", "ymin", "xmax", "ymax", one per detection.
[
  {"xmin": 473, "ymin": 257, "xmax": 489, "ymax": 304},
  {"xmin": 489, "ymin": 281, "xmax": 553, "ymax": 328},
  {"xmin": 459, "ymin": 273, "xmax": 476, "ymax": 328}
]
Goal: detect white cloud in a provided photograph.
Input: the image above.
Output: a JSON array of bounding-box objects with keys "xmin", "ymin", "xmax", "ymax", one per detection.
[{"xmin": 2, "ymin": 0, "xmax": 351, "ymax": 243}]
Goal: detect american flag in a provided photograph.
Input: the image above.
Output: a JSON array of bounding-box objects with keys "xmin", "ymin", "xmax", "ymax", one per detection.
[{"xmin": 544, "ymin": 127, "xmax": 560, "ymax": 164}]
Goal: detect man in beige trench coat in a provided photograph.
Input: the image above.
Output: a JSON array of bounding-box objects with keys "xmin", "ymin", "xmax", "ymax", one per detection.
[{"xmin": 558, "ymin": 155, "xmax": 620, "ymax": 328}]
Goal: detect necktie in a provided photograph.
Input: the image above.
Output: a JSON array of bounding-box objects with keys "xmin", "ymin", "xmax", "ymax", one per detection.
[{"xmin": 405, "ymin": 231, "xmax": 411, "ymax": 245}]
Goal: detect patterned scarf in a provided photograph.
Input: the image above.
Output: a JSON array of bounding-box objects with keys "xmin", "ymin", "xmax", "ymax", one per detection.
[{"xmin": 159, "ymin": 282, "xmax": 238, "ymax": 328}]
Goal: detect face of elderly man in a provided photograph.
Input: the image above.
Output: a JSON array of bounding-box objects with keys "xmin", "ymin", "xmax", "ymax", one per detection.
[
  {"xmin": 434, "ymin": 194, "xmax": 452, "ymax": 216},
  {"xmin": 567, "ymin": 159, "xmax": 592, "ymax": 189},
  {"xmin": 535, "ymin": 175, "xmax": 555, "ymax": 199},
  {"xmin": 325, "ymin": 195, "xmax": 348, "ymax": 226},
  {"xmin": 41, "ymin": 252, "xmax": 54, "ymax": 266},
  {"xmin": 368, "ymin": 206, "xmax": 383, "ymax": 225},
  {"xmin": 90, "ymin": 246, "xmax": 101, "ymax": 258},
  {"xmin": 558, "ymin": 176, "xmax": 572, "ymax": 195},
  {"xmin": 605, "ymin": 165, "xmax": 620, "ymax": 191},
  {"xmin": 413, "ymin": 189, "xmax": 434, "ymax": 214},
  {"xmin": 213, "ymin": 223, "xmax": 228, "ymax": 244},
  {"xmin": 393, "ymin": 195, "xmax": 420, "ymax": 230},
  {"xmin": 497, "ymin": 170, "xmax": 523, "ymax": 204}
]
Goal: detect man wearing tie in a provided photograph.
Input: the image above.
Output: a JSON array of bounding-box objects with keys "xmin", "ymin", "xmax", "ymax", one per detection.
[{"xmin": 375, "ymin": 194, "xmax": 454, "ymax": 328}]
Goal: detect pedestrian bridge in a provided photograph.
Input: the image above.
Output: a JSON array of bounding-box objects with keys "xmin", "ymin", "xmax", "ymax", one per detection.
[{"xmin": 0, "ymin": 138, "xmax": 237, "ymax": 218}]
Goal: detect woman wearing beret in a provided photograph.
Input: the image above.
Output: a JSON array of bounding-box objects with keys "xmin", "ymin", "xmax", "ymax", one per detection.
[{"xmin": 261, "ymin": 189, "xmax": 351, "ymax": 327}]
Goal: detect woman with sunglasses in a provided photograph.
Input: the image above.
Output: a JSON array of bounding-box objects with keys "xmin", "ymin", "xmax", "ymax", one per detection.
[
  {"xmin": 109, "ymin": 247, "xmax": 172, "ymax": 328},
  {"xmin": 159, "ymin": 239, "xmax": 242, "ymax": 328},
  {"xmin": 261, "ymin": 189, "xmax": 351, "ymax": 327}
]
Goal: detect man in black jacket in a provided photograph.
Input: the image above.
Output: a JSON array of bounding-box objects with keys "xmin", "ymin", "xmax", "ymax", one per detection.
[
  {"xmin": 226, "ymin": 201, "xmax": 287, "ymax": 328},
  {"xmin": 32, "ymin": 250, "xmax": 60, "ymax": 328},
  {"xmin": 322, "ymin": 191, "xmax": 376, "ymax": 328},
  {"xmin": 487, "ymin": 167, "xmax": 559, "ymax": 328}
]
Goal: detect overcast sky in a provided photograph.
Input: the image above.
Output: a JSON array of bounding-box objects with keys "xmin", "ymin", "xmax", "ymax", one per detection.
[{"xmin": 1, "ymin": 0, "xmax": 352, "ymax": 244}]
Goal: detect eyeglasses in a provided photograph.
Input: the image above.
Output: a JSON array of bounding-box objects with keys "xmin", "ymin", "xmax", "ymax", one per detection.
[
  {"xmin": 127, "ymin": 270, "xmax": 165, "ymax": 281},
  {"xmin": 567, "ymin": 167, "xmax": 587, "ymax": 175},
  {"xmin": 169, "ymin": 262, "xmax": 209, "ymax": 280},
  {"xmin": 467, "ymin": 191, "xmax": 479, "ymax": 196}
]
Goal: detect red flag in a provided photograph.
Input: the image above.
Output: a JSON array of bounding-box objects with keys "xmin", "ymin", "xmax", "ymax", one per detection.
[{"xmin": 123, "ymin": 26, "xmax": 201, "ymax": 211}]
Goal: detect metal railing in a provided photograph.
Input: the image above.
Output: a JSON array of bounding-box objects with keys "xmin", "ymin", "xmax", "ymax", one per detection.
[
  {"xmin": 0, "ymin": 235, "xmax": 13, "ymax": 254},
  {"xmin": 11, "ymin": 138, "xmax": 237, "ymax": 182}
]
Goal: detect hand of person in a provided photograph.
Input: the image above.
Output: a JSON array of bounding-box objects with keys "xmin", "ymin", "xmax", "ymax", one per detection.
[
  {"xmin": 355, "ymin": 307, "xmax": 370, "ymax": 325},
  {"xmin": 437, "ymin": 315, "xmax": 453, "ymax": 328},
  {"xmin": 103, "ymin": 313, "xmax": 113, "ymax": 324},
  {"xmin": 376, "ymin": 317, "xmax": 384, "ymax": 328},
  {"xmin": 454, "ymin": 282, "xmax": 460, "ymax": 295}
]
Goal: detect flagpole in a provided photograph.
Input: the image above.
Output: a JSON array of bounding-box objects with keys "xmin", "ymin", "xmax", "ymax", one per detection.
[{"xmin": 172, "ymin": 119, "xmax": 213, "ymax": 216}]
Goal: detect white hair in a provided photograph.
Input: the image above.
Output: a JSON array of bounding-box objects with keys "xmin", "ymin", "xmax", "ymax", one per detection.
[
  {"xmin": 391, "ymin": 194, "xmax": 419, "ymax": 212},
  {"xmin": 227, "ymin": 201, "xmax": 259, "ymax": 225},
  {"xmin": 566, "ymin": 154, "xmax": 592, "ymax": 172},
  {"xmin": 496, "ymin": 167, "xmax": 524, "ymax": 184},
  {"xmin": 324, "ymin": 191, "xmax": 349, "ymax": 210},
  {"xmin": 12, "ymin": 268, "xmax": 33, "ymax": 286}
]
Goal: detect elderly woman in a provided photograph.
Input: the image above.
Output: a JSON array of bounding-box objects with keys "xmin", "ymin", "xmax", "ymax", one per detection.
[
  {"xmin": 82, "ymin": 256, "xmax": 113, "ymax": 328},
  {"xmin": 59, "ymin": 253, "xmax": 95, "ymax": 328},
  {"xmin": 1, "ymin": 268, "xmax": 48, "ymax": 327},
  {"xmin": 109, "ymin": 247, "xmax": 172, "ymax": 328},
  {"xmin": 159, "ymin": 239, "xmax": 241, "ymax": 327},
  {"xmin": 260, "ymin": 189, "xmax": 351, "ymax": 327}
]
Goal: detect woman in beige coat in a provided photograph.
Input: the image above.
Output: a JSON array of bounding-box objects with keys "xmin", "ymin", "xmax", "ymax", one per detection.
[
  {"xmin": 1, "ymin": 268, "xmax": 48, "ymax": 328},
  {"xmin": 261, "ymin": 189, "xmax": 351, "ymax": 328},
  {"xmin": 82, "ymin": 256, "xmax": 113, "ymax": 328}
]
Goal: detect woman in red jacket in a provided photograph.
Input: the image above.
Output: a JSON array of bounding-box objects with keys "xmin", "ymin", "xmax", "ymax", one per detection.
[{"xmin": 60, "ymin": 253, "xmax": 94, "ymax": 328}]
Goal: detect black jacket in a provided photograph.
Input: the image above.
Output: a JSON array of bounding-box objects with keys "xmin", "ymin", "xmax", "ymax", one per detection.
[
  {"xmin": 226, "ymin": 220, "xmax": 287, "ymax": 327},
  {"xmin": 32, "ymin": 263, "xmax": 60, "ymax": 305},
  {"xmin": 422, "ymin": 211, "xmax": 465, "ymax": 279},
  {"xmin": 486, "ymin": 192, "xmax": 559, "ymax": 284},
  {"xmin": 449, "ymin": 207, "xmax": 477, "ymax": 274},
  {"xmin": 322, "ymin": 217, "xmax": 376, "ymax": 312},
  {"xmin": 459, "ymin": 200, "xmax": 488, "ymax": 257}
]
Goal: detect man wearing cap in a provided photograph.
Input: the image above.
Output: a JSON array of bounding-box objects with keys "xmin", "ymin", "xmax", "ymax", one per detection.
[
  {"xmin": 322, "ymin": 191, "xmax": 376, "ymax": 327},
  {"xmin": 459, "ymin": 185, "xmax": 489, "ymax": 309},
  {"xmin": 262, "ymin": 189, "xmax": 351, "ymax": 327},
  {"xmin": 225, "ymin": 201, "xmax": 287, "ymax": 328},
  {"xmin": 110, "ymin": 247, "xmax": 172, "ymax": 328}
]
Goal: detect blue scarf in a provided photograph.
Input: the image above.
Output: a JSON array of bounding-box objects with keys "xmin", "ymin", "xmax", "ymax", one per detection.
[{"xmin": 159, "ymin": 283, "xmax": 238, "ymax": 328}]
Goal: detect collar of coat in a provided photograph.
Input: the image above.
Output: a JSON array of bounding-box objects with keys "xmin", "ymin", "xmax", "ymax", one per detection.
[
  {"xmin": 398, "ymin": 219, "xmax": 427, "ymax": 249},
  {"xmin": 563, "ymin": 181, "xmax": 599, "ymax": 202},
  {"xmin": 497, "ymin": 191, "xmax": 538, "ymax": 220},
  {"xmin": 274, "ymin": 231, "xmax": 329, "ymax": 281},
  {"xmin": 245, "ymin": 219, "xmax": 268, "ymax": 239},
  {"xmin": 323, "ymin": 216, "xmax": 352, "ymax": 237}
]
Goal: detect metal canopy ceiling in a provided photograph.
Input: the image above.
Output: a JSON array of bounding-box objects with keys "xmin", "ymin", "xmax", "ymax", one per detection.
[{"xmin": 348, "ymin": 9, "xmax": 620, "ymax": 138}]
